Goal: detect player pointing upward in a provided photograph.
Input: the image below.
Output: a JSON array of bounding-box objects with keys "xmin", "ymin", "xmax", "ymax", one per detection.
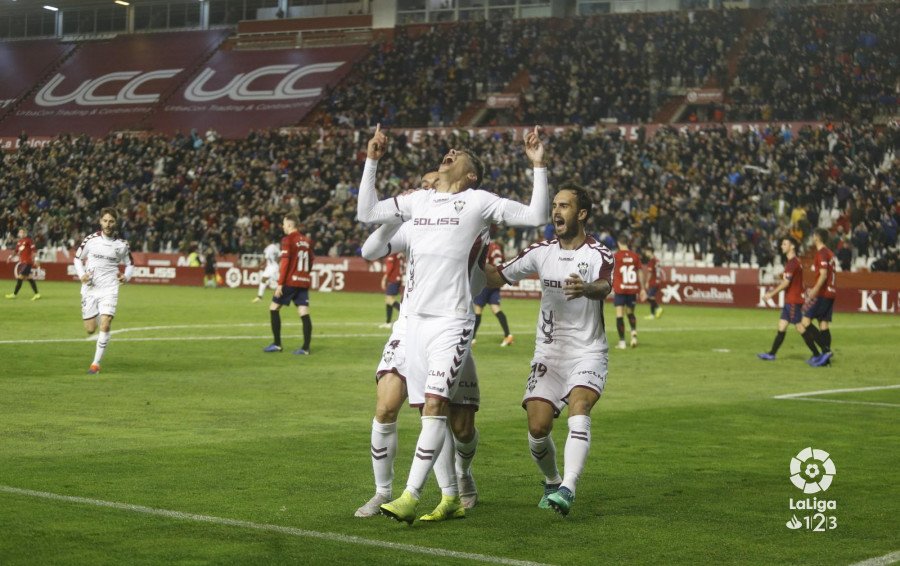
[{"xmin": 357, "ymin": 124, "xmax": 549, "ymax": 524}]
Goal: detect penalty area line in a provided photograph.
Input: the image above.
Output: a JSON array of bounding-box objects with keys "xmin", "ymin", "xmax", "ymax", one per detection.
[
  {"xmin": 773, "ymin": 384, "xmax": 900, "ymax": 408},
  {"xmin": 0, "ymin": 485, "xmax": 554, "ymax": 566}
]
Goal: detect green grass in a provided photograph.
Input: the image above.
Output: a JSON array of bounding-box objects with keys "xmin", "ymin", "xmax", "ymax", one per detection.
[{"xmin": 1, "ymin": 281, "xmax": 898, "ymax": 565}]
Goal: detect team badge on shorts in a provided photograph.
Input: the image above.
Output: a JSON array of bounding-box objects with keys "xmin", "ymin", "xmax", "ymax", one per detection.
[{"xmin": 383, "ymin": 340, "xmax": 400, "ymax": 364}]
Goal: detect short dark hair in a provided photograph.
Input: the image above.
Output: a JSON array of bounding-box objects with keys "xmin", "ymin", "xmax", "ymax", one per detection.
[
  {"xmin": 556, "ymin": 181, "xmax": 593, "ymax": 217},
  {"xmin": 284, "ymin": 213, "xmax": 300, "ymax": 226},
  {"xmin": 459, "ymin": 149, "xmax": 484, "ymax": 188},
  {"xmin": 100, "ymin": 207, "xmax": 118, "ymax": 220},
  {"xmin": 783, "ymin": 235, "xmax": 799, "ymax": 249},
  {"xmin": 814, "ymin": 228, "xmax": 829, "ymax": 243}
]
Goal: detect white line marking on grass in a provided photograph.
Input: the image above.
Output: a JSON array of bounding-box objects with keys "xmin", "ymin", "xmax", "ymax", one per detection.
[
  {"xmin": 849, "ymin": 550, "xmax": 900, "ymax": 566},
  {"xmin": 774, "ymin": 384, "xmax": 900, "ymax": 408},
  {"xmin": 2, "ymin": 321, "xmax": 897, "ymax": 346},
  {"xmin": 0, "ymin": 485, "xmax": 554, "ymax": 566}
]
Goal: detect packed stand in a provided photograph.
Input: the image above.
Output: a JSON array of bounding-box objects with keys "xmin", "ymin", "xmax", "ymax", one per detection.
[
  {"xmin": 731, "ymin": 3, "xmax": 899, "ymax": 121},
  {"xmin": 519, "ymin": 10, "xmax": 741, "ymax": 125},
  {"xmin": 1, "ymin": 123, "xmax": 897, "ymax": 270},
  {"xmin": 312, "ymin": 20, "xmax": 540, "ymax": 128}
]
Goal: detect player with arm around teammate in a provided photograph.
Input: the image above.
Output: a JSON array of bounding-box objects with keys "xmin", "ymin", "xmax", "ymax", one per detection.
[
  {"xmin": 357, "ymin": 125, "xmax": 549, "ymax": 524},
  {"xmin": 757, "ymin": 236, "xmax": 807, "ymax": 361},
  {"xmin": 486, "ymin": 182, "xmax": 614, "ymax": 517},
  {"xmin": 355, "ymin": 201, "xmax": 483, "ymax": 518},
  {"xmin": 73, "ymin": 208, "xmax": 134, "ymax": 374},
  {"xmin": 5, "ymin": 228, "xmax": 41, "ymax": 300}
]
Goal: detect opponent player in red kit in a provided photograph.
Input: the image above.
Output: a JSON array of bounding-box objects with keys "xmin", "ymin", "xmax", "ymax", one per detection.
[
  {"xmin": 642, "ymin": 246, "xmax": 664, "ymax": 320},
  {"xmin": 5, "ymin": 228, "xmax": 41, "ymax": 300},
  {"xmin": 263, "ymin": 214, "xmax": 315, "ymax": 355},
  {"xmin": 612, "ymin": 238, "xmax": 646, "ymax": 349},
  {"xmin": 758, "ymin": 236, "xmax": 806, "ymax": 361},
  {"xmin": 379, "ymin": 252, "xmax": 404, "ymax": 328},
  {"xmin": 472, "ymin": 230, "xmax": 514, "ymax": 347},
  {"xmin": 800, "ymin": 228, "xmax": 837, "ymax": 367}
]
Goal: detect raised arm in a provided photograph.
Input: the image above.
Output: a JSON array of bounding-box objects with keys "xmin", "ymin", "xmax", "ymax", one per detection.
[
  {"xmin": 356, "ymin": 125, "xmax": 405, "ymax": 225},
  {"xmin": 497, "ymin": 126, "xmax": 549, "ymax": 227}
]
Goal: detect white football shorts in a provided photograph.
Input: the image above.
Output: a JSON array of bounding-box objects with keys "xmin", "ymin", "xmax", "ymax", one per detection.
[
  {"xmin": 522, "ymin": 353, "xmax": 608, "ymax": 415},
  {"xmin": 81, "ymin": 289, "xmax": 119, "ymax": 320},
  {"xmin": 377, "ymin": 314, "xmax": 479, "ymax": 408}
]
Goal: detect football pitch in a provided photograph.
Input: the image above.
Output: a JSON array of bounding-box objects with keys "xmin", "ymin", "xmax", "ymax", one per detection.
[{"xmin": 1, "ymin": 281, "xmax": 898, "ymax": 565}]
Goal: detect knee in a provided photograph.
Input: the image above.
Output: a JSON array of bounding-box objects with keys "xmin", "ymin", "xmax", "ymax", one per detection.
[
  {"xmin": 374, "ymin": 403, "xmax": 400, "ymax": 423},
  {"xmin": 528, "ymin": 423, "xmax": 552, "ymax": 438},
  {"xmin": 450, "ymin": 417, "xmax": 475, "ymax": 442}
]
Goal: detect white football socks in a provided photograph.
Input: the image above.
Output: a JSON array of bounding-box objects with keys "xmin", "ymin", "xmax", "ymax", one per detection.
[
  {"xmin": 528, "ymin": 432, "xmax": 561, "ymax": 484},
  {"xmin": 454, "ymin": 427, "xmax": 479, "ymax": 478},
  {"xmin": 561, "ymin": 415, "xmax": 592, "ymax": 494},
  {"xmin": 92, "ymin": 331, "xmax": 110, "ymax": 365},
  {"xmin": 404, "ymin": 415, "xmax": 447, "ymax": 499},
  {"xmin": 370, "ymin": 419, "xmax": 397, "ymax": 497},
  {"xmin": 432, "ymin": 425, "xmax": 458, "ymax": 497}
]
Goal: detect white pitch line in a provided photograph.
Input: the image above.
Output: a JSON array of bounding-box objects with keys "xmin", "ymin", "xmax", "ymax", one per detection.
[
  {"xmin": 773, "ymin": 384, "xmax": 900, "ymax": 408},
  {"xmin": 0, "ymin": 485, "xmax": 554, "ymax": 566},
  {"xmin": 849, "ymin": 550, "xmax": 900, "ymax": 566},
  {"xmin": 2, "ymin": 321, "xmax": 897, "ymax": 347}
]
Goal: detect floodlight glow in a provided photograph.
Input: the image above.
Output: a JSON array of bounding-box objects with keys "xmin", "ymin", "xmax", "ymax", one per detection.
[{"xmin": 43, "ymin": 5, "xmax": 59, "ymax": 10}]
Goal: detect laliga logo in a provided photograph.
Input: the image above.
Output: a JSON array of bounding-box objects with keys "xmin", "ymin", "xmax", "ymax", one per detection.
[
  {"xmin": 185, "ymin": 62, "xmax": 344, "ymax": 102},
  {"xmin": 36, "ymin": 70, "xmax": 183, "ymax": 106},
  {"xmin": 790, "ymin": 447, "xmax": 835, "ymax": 493}
]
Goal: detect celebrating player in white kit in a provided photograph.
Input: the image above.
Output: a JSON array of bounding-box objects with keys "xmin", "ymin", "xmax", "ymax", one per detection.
[
  {"xmin": 356, "ymin": 202, "xmax": 483, "ymax": 518},
  {"xmin": 487, "ymin": 183, "xmax": 614, "ymax": 517},
  {"xmin": 252, "ymin": 240, "xmax": 281, "ymax": 303},
  {"xmin": 74, "ymin": 207, "xmax": 134, "ymax": 375},
  {"xmin": 357, "ymin": 125, "xmax": 549, "ymax": 524}
]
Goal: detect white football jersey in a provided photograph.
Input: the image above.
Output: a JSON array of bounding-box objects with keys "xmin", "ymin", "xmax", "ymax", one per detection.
[
  {"xmin": 384, "ymin": 222, "xmax": 488, "ymax": 311},
  {"xmin": 500, "ymin": 236, "xmax": 615, "ymax": 356},
  {"xmin": 263, "ymin": 243, "xmax": 280, "ymax": 268},
  {"xmin": 75, "ymin": 231, "xmax": 133, "ymax": 291}
]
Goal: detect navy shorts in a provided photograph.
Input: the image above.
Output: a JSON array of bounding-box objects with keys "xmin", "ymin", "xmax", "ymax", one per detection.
[
  {"xmin": 613, "ymin": 293, "xmax": 637, "ymax": 307},
  {"xmin": 803, "ymin": 297, "xmax": 834, "ymax": 322},
  {"xmin": 473, "ymin": 287, "xmax": 501, "ymax": 307},
  {"xmin": 780, "ymin": 303, "xmax": 803, "ymax": 324},
  {"xmin": 15, "ymin": 263, "xmax": 33, "ymax": 277},
  {"xmin": 647, "ymin": 286, "xmax": 658, "ymax": 299},
  {"xmin": 273, "ymin": 286, "xmax": 309, "ymax": 307},
  {"xmin": 385, "ymin": 281, "xmax": 401, "ymax": 296}
]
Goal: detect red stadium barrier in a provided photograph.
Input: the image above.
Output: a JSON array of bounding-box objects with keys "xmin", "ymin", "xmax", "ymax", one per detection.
[
  {"xmin": 3, "ymin": 253, "xmax": 896, "ymax": 313},
  {"xmin": 502, "ymin": 266, "xmax": 900, "ymax": 315}
]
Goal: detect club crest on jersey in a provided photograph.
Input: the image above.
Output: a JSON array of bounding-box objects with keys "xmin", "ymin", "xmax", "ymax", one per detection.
[
  {"xmin": 578, "ymin": 261, "xmax": 589, "ymax": 279},
  {"xmin": 454, "ymin": 200, "xmax": 465, "ymax": 214}
]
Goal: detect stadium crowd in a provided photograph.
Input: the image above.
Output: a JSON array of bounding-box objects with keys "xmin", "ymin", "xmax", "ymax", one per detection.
[
  {"xmin": 1, "ymin": 121, "xmax": 897, "ymax": 271},
  {"xmin": 731, "ymin": 2, "xmax": 900, "ymax": 122},
  {"xmin": 312, "ymin": 3, "xmax": 896, "ymax": 129}
]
